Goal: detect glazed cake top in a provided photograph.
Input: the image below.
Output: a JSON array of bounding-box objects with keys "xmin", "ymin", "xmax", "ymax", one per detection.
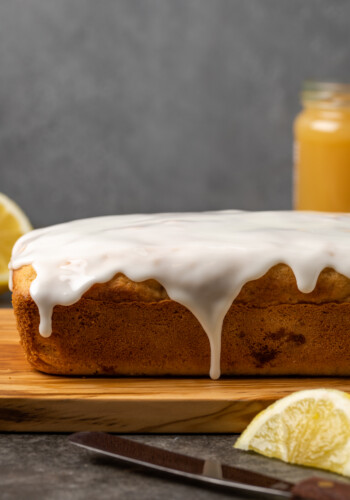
[{"xmin": 9, "ymin": 210, "xmax": 350, "ymax": 379}]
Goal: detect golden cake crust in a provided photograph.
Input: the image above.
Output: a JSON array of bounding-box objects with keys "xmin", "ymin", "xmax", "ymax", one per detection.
[
  {"xmin": 12, "ymin": 264, "xmax": 350, "ymax": 376},
  {"xmin": 13, "ymin": 263, "xmax": 350, "ymax": 305}
]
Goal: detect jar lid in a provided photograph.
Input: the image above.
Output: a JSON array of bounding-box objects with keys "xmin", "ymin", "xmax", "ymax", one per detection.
[{"xmin": 302, "ymin": 81, "xmax": 350, "ymax": 108}]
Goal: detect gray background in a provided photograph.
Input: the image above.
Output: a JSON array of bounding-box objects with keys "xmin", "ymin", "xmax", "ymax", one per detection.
[{"xmin": 1, "ymin": 0, "xmax": 350, "ymax": 228}]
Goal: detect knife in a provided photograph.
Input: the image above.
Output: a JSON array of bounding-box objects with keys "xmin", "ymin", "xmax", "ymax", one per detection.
[{"xmin": 69, "ymin": 432, "xmax": 350, "ymax": 499}]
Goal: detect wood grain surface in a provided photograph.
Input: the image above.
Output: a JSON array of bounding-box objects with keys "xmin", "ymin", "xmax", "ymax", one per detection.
[{"xmin": 2, "ymin": 308, "xmax": 350, "ymax": 432}]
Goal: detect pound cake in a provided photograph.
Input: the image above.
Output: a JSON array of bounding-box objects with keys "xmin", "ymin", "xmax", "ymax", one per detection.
[{"xmin": 9, "ymin": 210, "xmax": 350, "ymax": 379}]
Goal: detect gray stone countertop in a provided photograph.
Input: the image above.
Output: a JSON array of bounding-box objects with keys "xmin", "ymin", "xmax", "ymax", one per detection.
[
  {"xmin": 2, "ymin": 433, "xmax": 350, "ymax": 500},
  {"xmin": 2, "ymin": 295, "xmax": 350, "ymax": 499}
]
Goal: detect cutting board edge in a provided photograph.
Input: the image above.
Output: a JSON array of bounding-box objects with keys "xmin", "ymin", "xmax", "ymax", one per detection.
[{"xmin": 0, "ymin": 396, "xmax": 270, "ymax": 433}]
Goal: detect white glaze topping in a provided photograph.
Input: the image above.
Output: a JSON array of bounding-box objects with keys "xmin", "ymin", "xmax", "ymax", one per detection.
[{"xmin": 9, "ymin": 210, "xmax": 350, "ymax": 379}]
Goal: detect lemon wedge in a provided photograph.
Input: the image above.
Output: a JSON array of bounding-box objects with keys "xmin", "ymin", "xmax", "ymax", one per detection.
[
  {"xmin": 235, "ymin": 388, "xmax": 350, "ymax": 477},
  {"xmin": 0, "ymin": 193, "xmax": 32, "ymax": 293}
]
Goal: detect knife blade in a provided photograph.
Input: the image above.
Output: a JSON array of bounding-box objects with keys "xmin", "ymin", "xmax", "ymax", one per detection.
[{"xmin": 69, "ymin": 432, "xmax": 350, "ymax": 499}]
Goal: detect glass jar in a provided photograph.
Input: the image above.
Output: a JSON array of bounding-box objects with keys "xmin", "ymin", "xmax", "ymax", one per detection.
[{"xmin": 294, "ymin": 82, "xmax": 350, "ymax": 212}]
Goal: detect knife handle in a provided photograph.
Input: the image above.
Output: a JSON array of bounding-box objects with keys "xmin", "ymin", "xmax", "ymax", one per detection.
[{"xmin": 291, "ymin": 476, "xmax": 350, "ymax": 500}]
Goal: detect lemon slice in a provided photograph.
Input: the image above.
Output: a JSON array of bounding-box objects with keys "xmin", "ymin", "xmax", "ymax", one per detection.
[
  {"xmin": 0, "ymin": 193, "xmax": 32, "ymax": 293},
  {"xmin": 235, "ymin": 388, "xmax": 350, "ymax": 477}
]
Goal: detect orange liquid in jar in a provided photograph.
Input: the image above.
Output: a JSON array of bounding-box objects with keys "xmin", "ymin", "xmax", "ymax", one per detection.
[{"xmin": 294, "ymin": 83, "xmax": 350, "ymax": 212}]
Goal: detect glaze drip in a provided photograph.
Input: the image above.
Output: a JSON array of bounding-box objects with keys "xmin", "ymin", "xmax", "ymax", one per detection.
[{"xmin": 9, "ymin": 210, "xmax": 350, "ymax": 379}]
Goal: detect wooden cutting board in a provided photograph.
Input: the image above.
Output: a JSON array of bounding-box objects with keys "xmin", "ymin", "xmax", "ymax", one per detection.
[{"xmin": 2, "ymin": 308, "xmax": 350, "ymax": 433}]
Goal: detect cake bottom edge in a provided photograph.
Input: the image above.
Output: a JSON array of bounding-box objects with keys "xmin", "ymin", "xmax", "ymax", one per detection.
[{"xmin": 12, "ymin": 292, "xmax": 350, "ymax": 377}]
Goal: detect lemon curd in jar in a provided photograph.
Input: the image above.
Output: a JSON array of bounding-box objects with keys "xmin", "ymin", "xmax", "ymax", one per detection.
[{"xmin": 294, "ymin": 82, "xmax": 350, "ymax": 212}]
